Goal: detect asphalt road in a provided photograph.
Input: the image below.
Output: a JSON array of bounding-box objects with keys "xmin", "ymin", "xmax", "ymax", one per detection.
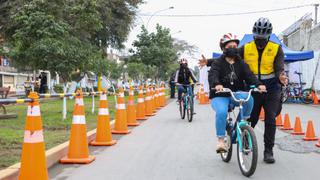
[{"xmin": 49, "ymin": 101, "xmax": 320, "ymax": 180}]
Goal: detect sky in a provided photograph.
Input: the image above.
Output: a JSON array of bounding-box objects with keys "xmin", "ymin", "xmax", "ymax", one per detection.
[{"xmin": 124, "ymin": 0, "xmax": 319, "ymax": 67}]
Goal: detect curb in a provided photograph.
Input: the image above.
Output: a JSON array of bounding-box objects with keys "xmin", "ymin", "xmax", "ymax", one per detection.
[{"xmin": 0, "ymin": 120, "xmax": 115, "ymax": 180}]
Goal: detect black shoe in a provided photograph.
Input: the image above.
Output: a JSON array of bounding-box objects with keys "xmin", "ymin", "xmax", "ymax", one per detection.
[{"xmin": 263, "ymin": 151, "xmax": 275, "ymax": 164}]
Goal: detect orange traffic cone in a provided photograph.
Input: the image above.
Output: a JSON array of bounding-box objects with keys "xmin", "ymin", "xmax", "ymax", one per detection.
[
  {"xmin": 291, "ymin": 117, "xmax": 305, "ymax": 135},
  {"xmin": 316, "ymin": 139, "xmax": 320, "ymax": 147},
  {"xmin": 204, "ymin": 92, "xmax": 209, "ymax": 104},
  {"xmin": 136, "ymin": 85, "xmax": 148, "ymax": 120},
  {"xmin": 151, "ymin": 86, "xmax": 157, "ymax": 113},
  {"xmin": 276, "ymin": 114, "xmax": 283, "ymax": 126},
  {"xmin": 281, "ymin": 113, "xmax": 293, "ymax": 130},
  {"xmin": 259, "ymin": 108, "xmax": 265, "ymax": 121},
  {"xmin": 60, "ymin": 90, "xmax": 95, "ymax": 164},
  {"xmin": 162, "ymin": 84, "xmax": 167, "ymax": 106},
  {"xmin": 155, "ymin": 87, "xmax": 161, "ymax": 110},
  {"xmin": 127, "ymin": 86, "xmax": 139, "ymax": 126},
  {"xmin": 90, "ymin": 91, "xmax": 117, "ymax": 146},
  {"xmin": 19, "ymin": 92, "xmax": 48, "ymax": 180},
  {"xmin": 158, "ymin": 85, "xmax": 164, "ymax": 107},
  {"xmin": 112, "ymin": 87, "xmax": 131, "ymax": 134},
  {"xmin": 303, "ymin": 120, "xmax": 318, "ymax": 141},
  {"xmin": 145, "ymin": 86, "xmax": 156, "ymax": 116},
  {"xmin": 199, "ymin": 84, "xmax": 206, "ymax": 105},
  {"xmin": 313, "ymin": 91, "xmax": 319, "ymax": 105}
]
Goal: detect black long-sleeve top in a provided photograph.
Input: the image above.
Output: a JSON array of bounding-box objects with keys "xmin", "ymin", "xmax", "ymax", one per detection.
[
  {"xmin": 208, "ymin": 56, "xmax": 262, "ymax": 98},
  {"xmin": 207, "ymin": 45, "xmax": 284, "ymax": 92}
]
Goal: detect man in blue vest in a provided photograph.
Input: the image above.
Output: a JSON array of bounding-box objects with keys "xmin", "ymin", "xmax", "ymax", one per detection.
[{"xmin": 199, "ymin": 18, "xmax": 288, "ymax": 164}]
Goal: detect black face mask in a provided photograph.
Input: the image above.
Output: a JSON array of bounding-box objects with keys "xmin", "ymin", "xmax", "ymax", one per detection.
[
  {"xmin": 223, "ymin": 48, "xmax": 239, "ymax": 58},
  {"xmin": 254, "ymin": 38, "xmax": 268, "ymax": 49},
  {"xmin": 180, "ymin": 64, "xmax": 188, "ymax": 68}
]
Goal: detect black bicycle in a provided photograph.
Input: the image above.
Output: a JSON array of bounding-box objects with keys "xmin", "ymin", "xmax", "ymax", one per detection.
[
  {"xmin": 281, "ymin": 71, "xmax": 313, "ymax": 104},
  {"xmin": 177, "ymin": 84, "xmax": 194, "ymax": 122}
]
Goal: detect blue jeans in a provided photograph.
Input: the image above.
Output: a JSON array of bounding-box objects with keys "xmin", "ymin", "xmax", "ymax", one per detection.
[
  {"xmin": 177, "ymin": 85, "xmax": 193, "ymax": 101},
  {"xmin": 211, "ymin": 92, "xmax": 254, "ymax": 137}
]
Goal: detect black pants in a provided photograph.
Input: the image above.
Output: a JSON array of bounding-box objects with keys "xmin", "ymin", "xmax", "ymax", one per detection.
[
  {"xmin": 170, "ymin": 83, "xmax": 175, "ymax": 98},
  {"xmin": 249, "ymin": 90, "xmax": 281, "ymax": 153}
]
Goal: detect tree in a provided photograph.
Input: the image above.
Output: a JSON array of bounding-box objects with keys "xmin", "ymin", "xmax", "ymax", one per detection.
[
  {"xmin": 3, "ymin": 0, "xmax": 143, "ymax": 83},
  {"xmin": 173, "ymin": 39, "xmax": 199, "ymax": 59},
  {"xmin": 130, "ymin": 24, "xmax": 178, "ymax": 81}
]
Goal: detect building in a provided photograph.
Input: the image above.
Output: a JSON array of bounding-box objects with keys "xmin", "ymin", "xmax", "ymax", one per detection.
[
  {"xmin": 0, "ymin": 56, "xmax": 28, "ymax": 95},
  {"xmin": 279, "ymin": 13, "xmax": 320, "ymax": 90}
]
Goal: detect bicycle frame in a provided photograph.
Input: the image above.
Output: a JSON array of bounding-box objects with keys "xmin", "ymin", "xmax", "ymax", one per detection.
[{"xmin": 224, "ymin": 89, "xmax": 255, "ymax": 152}]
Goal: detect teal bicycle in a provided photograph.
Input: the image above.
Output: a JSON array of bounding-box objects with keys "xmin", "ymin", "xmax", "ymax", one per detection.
[
  {"xmin": 218, "ymin": 88, "xmax": 260, "ymax": 177},
  {"xmin": 177, "ymin": 84, "xmax": 194, "ymax": 122}
]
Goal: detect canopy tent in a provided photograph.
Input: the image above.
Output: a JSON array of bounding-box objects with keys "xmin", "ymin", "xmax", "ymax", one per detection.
[{"xmin": 212, "ymin": 34, "xmax": 314, "ymax": 62}]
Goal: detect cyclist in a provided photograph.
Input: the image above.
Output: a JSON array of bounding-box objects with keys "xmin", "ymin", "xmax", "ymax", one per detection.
[
  {"xmin": 174, "ymin": 58, "xmax": 198, "ymax": 102},
  {"xmin": 201, "ymin": 18, "xmax": 288, "ymax": 163},
  {"xmin": 209, "ymin": 33, "xmax": 266, "ymax": 153}
]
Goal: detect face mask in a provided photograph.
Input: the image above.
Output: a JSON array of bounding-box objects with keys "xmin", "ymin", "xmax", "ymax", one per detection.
[
  {"xmin": 223, "ymin": 48, "xmax": 239, "ymax": 58},
  {"xmin": 254, "ymin": 38, "xmax": 268, "ymax": 49},
  {"xmin": 180, "ymin": 63, "xmax": 187, "ymax": 68}
]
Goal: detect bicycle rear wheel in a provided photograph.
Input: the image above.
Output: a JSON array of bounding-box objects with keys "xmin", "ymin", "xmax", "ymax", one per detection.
[
  {"xmin": 187, "ymin": 97, "xmax": 193, "ymax": 122},
  {"xmin": 281, "ymin": 86, "xmax": 288, "ymax": 103},
  {"xmin": 237, "ymin": 125, "xmax": 258, "ymax": 177},
  {"xmin": 301, "ymin": 88, "xmax": 313, "ymax": 104}
]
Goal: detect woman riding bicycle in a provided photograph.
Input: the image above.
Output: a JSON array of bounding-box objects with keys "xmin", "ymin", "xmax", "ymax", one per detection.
[
  {"xmin": 209, "ymin": 33, "xmax": 266, "ymax": 153},
  {"xmin": 174, "ymin": 58, "xmax": 198, "ymax": 101}
]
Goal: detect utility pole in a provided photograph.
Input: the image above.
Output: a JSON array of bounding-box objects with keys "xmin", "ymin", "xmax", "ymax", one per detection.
[{"xmin": 314, "ymin": 4, "xmax": 319, "ymax": 25}]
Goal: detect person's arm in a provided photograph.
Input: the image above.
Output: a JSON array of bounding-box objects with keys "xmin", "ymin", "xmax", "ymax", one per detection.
[
  {"xmin": 274, "ymin": 46, "xmax": 285, "ymax": 78},
  {"xmin": 189, "ymin": 68, "xmax": 198, "ymax": 83},
  {"xmin": 207, "ymin": 59, "xmax": 214, "ymax": 66},
  {"xmin": 174, "ymin": 70, "xmax": 179, "ymax": 83},
  {"xmin": 208, "ymin": 60, "xmax": 222, "ymax": 88},
  {"xmin": 242, "ymin": 61, "xmax": 263, "ymax": 87}
]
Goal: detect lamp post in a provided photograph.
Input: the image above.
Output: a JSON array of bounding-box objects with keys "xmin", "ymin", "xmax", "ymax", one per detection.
[{"xmin": 146, "ymin": 6, "xmax": 174, "ymax": 29}]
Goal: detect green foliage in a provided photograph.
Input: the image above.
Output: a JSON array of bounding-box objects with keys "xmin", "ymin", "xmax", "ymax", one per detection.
[
  {"xmin": 3, "ymin": 0, "xmax": 143, "ymax": 82},
  {"xmin": 130, "ymin": 24, "xmax": 178, "ymax": 81}
]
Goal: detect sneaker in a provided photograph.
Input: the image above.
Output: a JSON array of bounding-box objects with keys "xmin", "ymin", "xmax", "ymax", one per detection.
[
  {"xmin": 216, "ymin": 139, "xmax": 227, "ymax": 153},
  {"xmin": 263, "ymin": 151, "xmax": 275, "ymax": 164}
]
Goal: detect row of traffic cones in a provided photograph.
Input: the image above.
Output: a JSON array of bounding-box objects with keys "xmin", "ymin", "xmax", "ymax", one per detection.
[
  {"xmin": 18, "ymin": 85, "xmax": 168, "ymax": 179},
  {"xmin": 275, "ymin": 113, "xmax": 320, "ymax": 145}
]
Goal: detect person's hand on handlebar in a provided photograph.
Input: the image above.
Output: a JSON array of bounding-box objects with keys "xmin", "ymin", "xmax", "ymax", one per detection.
[
  {"xmin": 215, "ymin": 85, "xmax": 224, "ymax": 92},
  {"xmin": 257, "ymin": 85, "xmax": 267, "ymax": 93}
]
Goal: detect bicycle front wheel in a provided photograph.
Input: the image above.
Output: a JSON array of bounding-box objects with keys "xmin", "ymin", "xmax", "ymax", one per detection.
[
  {"xmin": 179, "ymin": 100, "xmax": 186, "ymax": 119},
  {"xmin": 187, "ymin": 97, "xmax": 194, "ymax": 122},
  {"xmin": 237, "ymin": 125, "xmax": 258, "ymax": 177},
  {"xmin": 301, "ymin": 88, "xmax": 313, "ymax": 104}
]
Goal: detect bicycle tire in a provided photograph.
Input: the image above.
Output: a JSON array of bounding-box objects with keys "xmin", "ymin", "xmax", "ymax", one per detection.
[
  {"xmin": 281, "ymin": 87, "xmax": 288, "ymax": 103},
  {"xmin": 187, "ymin": 97, "xmax": 193, "ymax": 122},
  {"xmin": 237, "ymin": 125, "xmax": 258, "ymax": 177},
  {"xmin": 301, "ymin": 88, "xmax": 313, "ymax": 104},
  {"xmin": 221, "ymin": 126, "xmax": 233, "ymax": 162},
  {"xmin": 179, "ymin": 98, "xmax": 186, "ymax": 119}
]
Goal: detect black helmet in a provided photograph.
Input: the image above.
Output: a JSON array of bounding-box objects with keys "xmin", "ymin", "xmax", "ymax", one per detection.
[{"xmin": 252, "ymin": 17, "xmax": 273, "ymax": 39}]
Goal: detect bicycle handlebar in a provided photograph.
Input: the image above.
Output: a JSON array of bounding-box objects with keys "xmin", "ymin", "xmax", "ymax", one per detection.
[{"xmin": 216, "ymin": 88, "xmax": 266, "ymax": 103}]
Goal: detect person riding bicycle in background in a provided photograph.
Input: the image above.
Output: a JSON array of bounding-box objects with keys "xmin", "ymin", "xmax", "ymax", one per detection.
[
  {"xmin": 201, "ymin": 18, "xmax": 288, "ymax": 163},
  {"xmin": 209, "ymin": 33, "xmax": 266, "ymax": 153},
  {"xmin": 174, "ymin": 58, "xmax": 198, "ymax": 101}
]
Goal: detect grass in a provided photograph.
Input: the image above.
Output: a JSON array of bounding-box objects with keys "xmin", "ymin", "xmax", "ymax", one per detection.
[{"xmin": 0, "ymin": 95, "xmax": 117, "ymax": 170}]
